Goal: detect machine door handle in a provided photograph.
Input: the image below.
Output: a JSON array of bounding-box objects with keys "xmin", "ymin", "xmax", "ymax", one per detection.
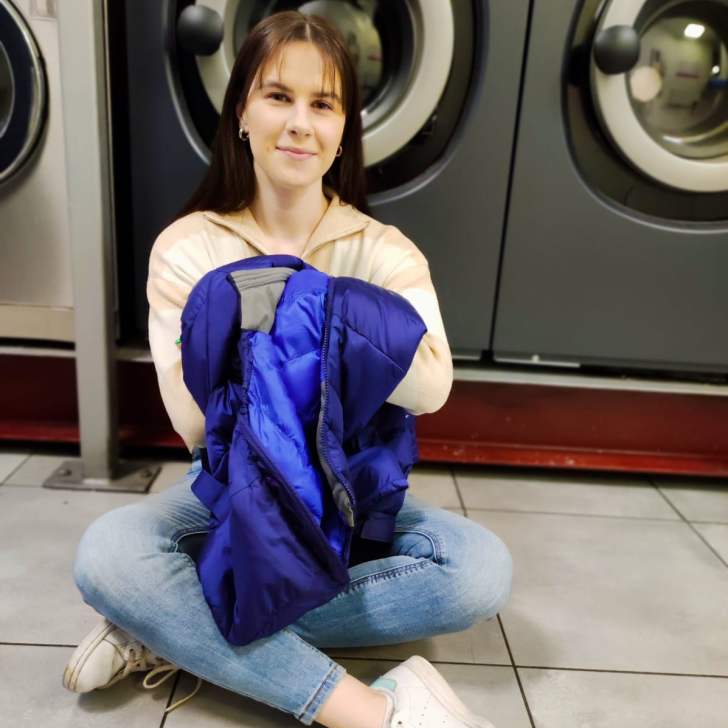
[
  {"xmin": 177, "ymin": 5, "xmax": 224, "ymax": 56},
  {"xmin": 593, "ymin": 25, "xmax": 640, "ymax": 75}
]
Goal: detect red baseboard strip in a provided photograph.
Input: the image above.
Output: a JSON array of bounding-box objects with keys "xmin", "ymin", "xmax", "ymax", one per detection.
[
  {"xmin": 0, "ymin": 356, "xmax": 726, "ymax": 478},
  {"xmin": 417, "ymin": 439, "xmax": 728, "ymax": 477}
]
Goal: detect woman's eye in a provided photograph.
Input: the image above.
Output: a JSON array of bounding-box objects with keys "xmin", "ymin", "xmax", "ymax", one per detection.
[{"xmin": 267, "ymin": 93, "xmax": 332, "ymax": 110}]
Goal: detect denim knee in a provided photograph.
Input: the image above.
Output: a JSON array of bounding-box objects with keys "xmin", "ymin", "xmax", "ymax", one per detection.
[
  {"xmin": 72, "ymin": 504, "xmax": 140, "ymax": 602},
  {"xmin": 450, "ymin": 522, "xmax": 513, "ymax": 628}
]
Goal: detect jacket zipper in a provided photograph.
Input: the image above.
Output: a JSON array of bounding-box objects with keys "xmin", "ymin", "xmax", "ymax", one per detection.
[
  {"xmin": 237, "ymin": 416, "xmax": 347, "ymax": 568},
  {"xmin": 317, "ymin": 278, "xmax": 357, "ymax": 528}
]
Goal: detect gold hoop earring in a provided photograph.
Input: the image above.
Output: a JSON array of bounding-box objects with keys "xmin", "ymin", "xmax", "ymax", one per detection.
[
  {"xmin": 335, "ymin": 145, "xmax": 343, "ymax": 157},
  {"xmin": 238, "ymin": 127, "xmax": 249, "ymax": 142}
]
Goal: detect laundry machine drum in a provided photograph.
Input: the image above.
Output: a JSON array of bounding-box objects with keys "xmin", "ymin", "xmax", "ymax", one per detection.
[
  {"xmin": 172, "ymin": 0, "xmax": 475, "ymax": 183},
  {"xmin": 0, "ymin": 0, "xmax": 46, "ymax": 185},
  {"xmin": 590, "ymin": 0, "xmax": 728, "ymax": 192}
]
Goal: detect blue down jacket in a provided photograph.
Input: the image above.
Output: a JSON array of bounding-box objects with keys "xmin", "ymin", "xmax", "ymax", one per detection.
[{"xmin": 179, "ymin": 254, "xmax": 427, "ymax": 646}]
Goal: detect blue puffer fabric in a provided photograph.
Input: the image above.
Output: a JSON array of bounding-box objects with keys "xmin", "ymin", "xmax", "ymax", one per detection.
[{"xmin": 179, "ymin": 254, "xmax": 427, "ymax": 646}]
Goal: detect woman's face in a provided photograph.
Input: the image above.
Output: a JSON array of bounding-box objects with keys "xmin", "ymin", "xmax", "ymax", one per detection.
[{"xmin": 237, "ymin": 41, "xmax": 346, "ymax": 195}]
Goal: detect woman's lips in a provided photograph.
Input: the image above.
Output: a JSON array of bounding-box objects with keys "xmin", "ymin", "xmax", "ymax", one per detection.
[{"xmin": 277, "ymin": 147, "xmax": 315, "ymax": 159}]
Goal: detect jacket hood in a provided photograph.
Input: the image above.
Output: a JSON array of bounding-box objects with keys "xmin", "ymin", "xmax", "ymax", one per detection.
[{"xmin": 201, "ymin": 189, "xmax": 371, "ymax": 259}]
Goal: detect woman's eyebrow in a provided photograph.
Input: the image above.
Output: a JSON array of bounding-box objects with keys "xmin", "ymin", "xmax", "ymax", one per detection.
[{"xmin": 261, "ymin": 80, "xmax": 341, "ymax": 104}]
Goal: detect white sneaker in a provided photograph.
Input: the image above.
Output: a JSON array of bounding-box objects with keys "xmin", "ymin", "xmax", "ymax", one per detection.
[
  {"xmin": 62, "ymin": 617, "xmax": 202, "ymax": 713},
  {"xmin": 370, "ymin": 655, "xmax": 497, "ymax": 728}
]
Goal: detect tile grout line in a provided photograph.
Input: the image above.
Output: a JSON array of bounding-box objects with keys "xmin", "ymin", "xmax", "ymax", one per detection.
[
  {"xmin": 686, "ymin": 519, "xmax": 728, "ymax": 526},
  {"xmin": 462, "ymin": 506, "xmax": 685, "ymax": 522},
  {"xmin": 510, "ymin": 664, "xmax": 728, "ymax": 679},
  {"xmin": 2, "ymin": 482, "xmax": 55, "ymax": 489},
  {"xmin": 448, "ymin": 469, "xmax": 727, "ymax": 524},
  {"xmin": 326, "ymin": 655, "xmax": 511, "ymax": 667},
  {"xmin": 649, "ymin": 477, "xmax": 728, "ymax": 569},
  {"xmin": 496, "ymin": 615, "xmax": 536, "ymax": 728},
  {"xmin": 0, "ymin": 452, "xmax": 32, "ymax": 485},
  {"xmin": 159, "ymin": 670, "xmax": 182, "ymax": 728},
  {"xmin": 0, "ymin": 641, "xmax": 79, "ymax": 648},
  {"xmin": 449, "ymin": 468, "xmax": 657, "ymax": 488},
  {"xmin": 5, "ymin": 641, "xmax": 728, "ymax": 680},
  {"xmin": 450, "ymin": 466, "xmax": 468, "ymax": 516}
]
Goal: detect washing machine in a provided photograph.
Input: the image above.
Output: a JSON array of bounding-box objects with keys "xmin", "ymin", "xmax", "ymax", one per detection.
[
  {"xmin": 111, "ymin": 0, "xmax": 530, "ymax": 358},
  {"xmin": 0, "ymin": 0, "xmax": 75, "ymax": 342},
  {"xmin": 493, "ymin": 0, "xmax": 728, "ymax": 377}
]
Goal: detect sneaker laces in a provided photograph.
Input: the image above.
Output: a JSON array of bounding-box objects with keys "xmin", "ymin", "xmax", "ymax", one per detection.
[{"xmin": 123, "ymin": 641, "xmax": 203, "ymax": 714}]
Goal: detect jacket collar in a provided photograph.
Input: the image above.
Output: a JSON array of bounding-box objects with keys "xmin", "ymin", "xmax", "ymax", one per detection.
[{"xmin": 201, "ymin": 188, "xmax": 370, "ymax": 258}]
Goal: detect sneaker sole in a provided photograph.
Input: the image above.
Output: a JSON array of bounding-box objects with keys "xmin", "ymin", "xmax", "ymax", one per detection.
[
  {"xmin": 62, "ymin": 620, "xmax": 118, "ymax": 692},
  {"xmin": 404, "ymin": 656, "xmax": 496, "ymax": 728}
]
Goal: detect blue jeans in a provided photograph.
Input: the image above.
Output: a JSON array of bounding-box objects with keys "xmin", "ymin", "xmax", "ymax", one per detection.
[{"xmin": 72, "ymin": 451, "xmax": 513, "ymax": 725}]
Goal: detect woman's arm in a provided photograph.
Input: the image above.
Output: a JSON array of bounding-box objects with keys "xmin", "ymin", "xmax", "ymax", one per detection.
[
  {"xmin": 373, "ymin": 231, "xmax": 454, "ymax": 415},
  {"xmin": 146, "ymin": 222, "xmax": 208, "ymax": 453}
]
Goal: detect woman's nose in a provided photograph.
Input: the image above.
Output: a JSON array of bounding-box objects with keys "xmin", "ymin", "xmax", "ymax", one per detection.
[{"xmin": 286, "ymin": 102, "xmax": 313, "ymax": 135}]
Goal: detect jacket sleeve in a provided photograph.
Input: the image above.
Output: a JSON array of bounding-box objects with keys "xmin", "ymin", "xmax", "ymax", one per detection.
[
  {"xmin": 146, "ymin": 219, "xmax": 209, "ymax": 453},
  {"xmin": 373, "ymin": 229, "xmax": 454, "ymax": 415}
]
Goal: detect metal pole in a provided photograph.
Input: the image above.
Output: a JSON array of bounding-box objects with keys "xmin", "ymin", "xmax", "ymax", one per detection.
[{"xmin": 46, "ymin": 0, "xmax": 157, "ymax": 491}]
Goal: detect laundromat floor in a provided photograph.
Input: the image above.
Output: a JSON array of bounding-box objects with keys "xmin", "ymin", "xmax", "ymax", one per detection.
[{"xmin": 2, "ymin": 446, "xmax": 727, "ymax": 727}]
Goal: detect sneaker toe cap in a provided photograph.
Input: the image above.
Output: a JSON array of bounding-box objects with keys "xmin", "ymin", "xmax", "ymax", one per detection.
[{"xmin": 64, "ymin": 641, "xmax": 125, "ymax": 693}]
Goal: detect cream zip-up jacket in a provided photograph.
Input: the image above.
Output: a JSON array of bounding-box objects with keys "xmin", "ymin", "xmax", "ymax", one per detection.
[{"xmin": 147, "ymin": 191, "xmax": 454, "ymax": 453}]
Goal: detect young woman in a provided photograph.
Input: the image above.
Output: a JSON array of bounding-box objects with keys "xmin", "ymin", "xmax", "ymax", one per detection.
[{"xmin": 63, "ymin": 12, "xmax": 513, "ymax": 728}]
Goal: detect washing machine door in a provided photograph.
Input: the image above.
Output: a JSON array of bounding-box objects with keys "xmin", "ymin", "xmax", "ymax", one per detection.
[
  {"xmin": 180, "ymin": 0, "xmax": 454, "ymax": 166},
  {"xmin": 590, "ymin": 0, "xmax": 728, "ymax": 192},
  {"xmin": 0, "ymin": 0, "xmax": 46, "ymax": 185}
]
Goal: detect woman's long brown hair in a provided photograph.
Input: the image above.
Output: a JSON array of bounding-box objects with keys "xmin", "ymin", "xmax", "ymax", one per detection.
[{"xmin": 177, "ymin": 10, "xmax": 369, "ymax": 218}]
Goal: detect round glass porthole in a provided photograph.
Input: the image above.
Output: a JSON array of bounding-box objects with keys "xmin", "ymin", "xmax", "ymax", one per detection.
[
  {"xmin": 591, "ymin": 0, "xmax": 728, "ymax": 192},
  {"xmin": 0, "ymin": 0, "xmax": 46, "ymax": 185},
  {"xmin": 0, "ymin": 42, "xmax": 14, "ymax": 138},
  {"xmin": 627, "ymin": 2, "xmax": 728, "ymax": 162}
]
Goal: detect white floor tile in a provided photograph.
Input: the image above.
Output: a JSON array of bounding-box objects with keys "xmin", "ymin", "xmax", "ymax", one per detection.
[
  {"xmin": 520, "ymin": 668, "xmax": 728, "ymax": 728},
  {"xmin": 455, "ymin": 467, "xmax": 677, "ymax": 519},
  {"xmin": 470, "ymin": 510, "xmax": 728, "ymax": 675},
  {"xmin": 0, "ymin": 450, "xmax": 30, "ymax": 482},
  {"xmin": 4, "ymin": 453, "xmax": 69, "ymax": 487},
  {"xmin": 654, "ymin": 478, "xmax": 728, "ymax": 523},
  {"xmin": 693, "ymin": 523, "xmax": 728, "ymax": 564},
  {"xmin": 1, "ymin": 644, "xmax": 172, "ymax": 727},
  {"xmin": 0, "ymin": 486, "xmax": 145, "ymax": 644},
  {"xmin": 5, "ymin": 453, "xmax": 728, "ymax": 728},
  {"xmin": 407, "ymin": 464, "xmax": 462, "ymax": 508},
  {"xmin": 149, "ymin": 460, "xmax": 195, "ymax": 493},
  {"xmin": 4, "ymin": 452, "xmax": 194, "ymax": 495}
]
